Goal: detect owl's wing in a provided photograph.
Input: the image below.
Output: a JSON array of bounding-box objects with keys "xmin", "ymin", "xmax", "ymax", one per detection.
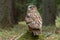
[
  {"xmin": 35, "ymin": 12, "xmax": 42, "ymax": 28},
  {"xmin": 25, "ymin": 13, "xmax": 33, "ymax": 23}
]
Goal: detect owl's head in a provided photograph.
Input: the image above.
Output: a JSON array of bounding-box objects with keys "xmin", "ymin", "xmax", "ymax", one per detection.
[{"xmin": 28, "ymin": 4, "xmax": 37, "ymax": 11}]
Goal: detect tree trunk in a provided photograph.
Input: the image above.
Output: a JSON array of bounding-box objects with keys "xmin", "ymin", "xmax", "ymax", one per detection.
[
  {"xmin": 12, "ymin": 0, "xmax": 18, "ymax": 24},
  {"xmin": 42, "ymin": 0, "xmax": 57, "ymax": 26},
  {"xmin": 0, "ymin": 0, "xmax": 14, "ymax": 27}
]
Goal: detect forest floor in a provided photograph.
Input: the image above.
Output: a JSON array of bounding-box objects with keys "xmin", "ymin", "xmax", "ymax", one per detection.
[
  {"xmin": 0, "ymin": 21, "xmax": 28, "ymax": 40},
  {"xmin": 0, "ymin": 16, "xmax": 60, "ymax": 40},
  {"xmin": 18, "ymin": 16, "xmax": 60, "ymax": 40}
]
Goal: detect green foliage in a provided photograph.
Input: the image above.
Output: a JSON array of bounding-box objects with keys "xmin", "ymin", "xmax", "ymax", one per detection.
[
  {"xmin": 0, "ymin": 22, "xmax": 27, "ymax": 39},
  {"xmin": 56, "ymin": 17, "xmax": 60, "ymax": 28},
  {"xmin": 57, "ymin": 0, "xmax": 60, "ymax": 5},
  {"xmin": 19, "ymin": 32, "xmax": 45, "ymax": 40}
]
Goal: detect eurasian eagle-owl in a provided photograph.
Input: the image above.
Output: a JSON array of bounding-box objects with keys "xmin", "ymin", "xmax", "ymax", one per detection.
[{"xmin": 25, "ymin": 5, "xmax": 42, "ymax": 36}]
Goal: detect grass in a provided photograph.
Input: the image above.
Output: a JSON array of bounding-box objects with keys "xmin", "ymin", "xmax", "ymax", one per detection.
[
  {"xmin": 18, "ymin": 31, "xmax": 59, "ymax": 40},
  {"xmin": 0, "ymin": 21, "xmax": 28, "ymax": 40},
  {"xmin": 0, "ymin": 16, "xmax": 60, "ymax": 40},
  {"xmin": 56, "ymin": 17, "xmax": 60, "ymax": 28},
  {"xmin": 18, "ymin": 16, "xmax": 60, "ymax": 40},
  {"xmin": 18, "ymin": 32, "xmax": 45, "ymax": 40}
]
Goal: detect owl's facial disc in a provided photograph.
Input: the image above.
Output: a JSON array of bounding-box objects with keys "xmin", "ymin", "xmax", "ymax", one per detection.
[
  {"xmin": 28, "ymin": 6, "xmax": 33, "ymax": 10},
  {"xmin": 28, "ymin": 5, "xmax": 35, "ymax": 10}
]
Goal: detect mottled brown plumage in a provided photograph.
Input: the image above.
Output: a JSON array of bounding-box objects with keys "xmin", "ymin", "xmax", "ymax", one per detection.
[{"xmin": 25, "ymin": 5, "xmax": 42, "ymax": 36}]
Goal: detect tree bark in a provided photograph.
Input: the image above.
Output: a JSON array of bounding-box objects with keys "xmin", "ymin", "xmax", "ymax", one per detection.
[
  {"xmin": 42, "ymin": 0, "xmax": 57, "ymax": 26},
  {"xmin": 0, "ymin": 0, "xmax": 14, "ymax": 27}
]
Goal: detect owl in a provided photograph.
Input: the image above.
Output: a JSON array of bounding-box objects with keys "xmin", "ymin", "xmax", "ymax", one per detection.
[{"xmin": 25, "ymin": 5, "xmax": 42, "ymax": 36}]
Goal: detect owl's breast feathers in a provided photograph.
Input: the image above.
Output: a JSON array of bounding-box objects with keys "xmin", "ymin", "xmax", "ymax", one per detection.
[{"xmin": 25, "ymin": 12, "xmax": 42, "ymax": 29}]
